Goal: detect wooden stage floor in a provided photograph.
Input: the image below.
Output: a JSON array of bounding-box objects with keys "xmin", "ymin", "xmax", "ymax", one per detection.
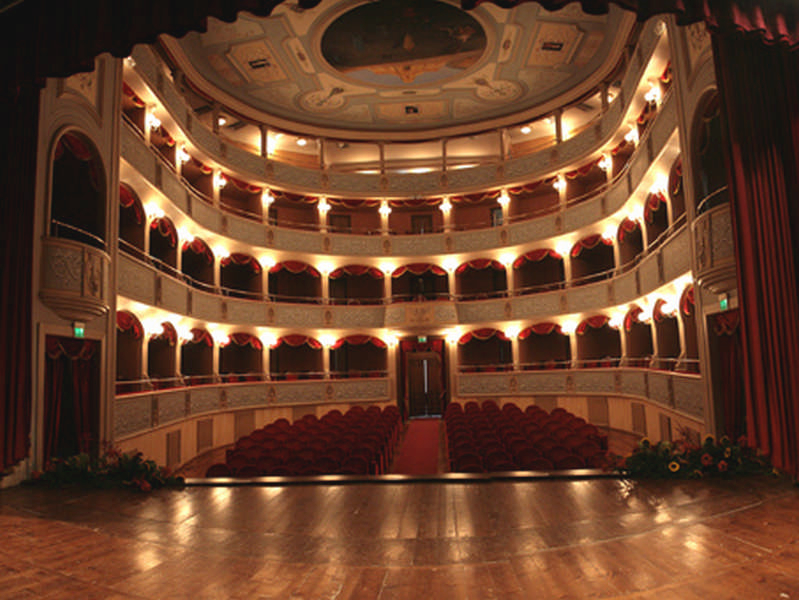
[{"xmin": 1, "ymin": 475, "xmax": 798, "ymax": 599}]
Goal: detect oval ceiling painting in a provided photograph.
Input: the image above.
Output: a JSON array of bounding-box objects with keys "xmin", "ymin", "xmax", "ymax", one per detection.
[{"xmin": 320, "ymin": 0, "xmax": 487, "ymax": 86}]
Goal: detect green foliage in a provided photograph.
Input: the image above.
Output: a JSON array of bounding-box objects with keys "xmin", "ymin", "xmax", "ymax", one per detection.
[
  {"xmin": 613, "ymin": 435, "xmax": 774, "ymax": 479},
  {"xmin": 28, "ymin": 446, "xmax": 184, "ymax": 492}
]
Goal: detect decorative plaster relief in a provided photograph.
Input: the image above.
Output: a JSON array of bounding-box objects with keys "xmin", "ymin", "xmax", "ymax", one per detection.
[
  {"xmin": 273, "ymin": 304, "xmax": 325, "ymax": 328},
  {"xmin": 192, "ymin": 290, "xmax": 225, "ymax": 322},
  {"xmin": 573, "ymin": 370, "xmax": 616, "ymax": 393},
  {"xmin": 227, "ymin": 299, "xmax": 269, "ymax": 324},
  {"xmin": 115, "ymin": 396, "xmax": 153, "ymax": 437},
  {"xmin": 42, "ymin": 244, "xmax": 83, "ymax": 293},
  {"xmin": 227, "ymin": 215, "xmax": 267, "ymax": 246},
  {"xmin": 228, "ymin": 384, "xmax": 267, "ymax": 407},
  {"xmin": 275, "ymin": 382, "xmax": 325, "ymax": 404}
]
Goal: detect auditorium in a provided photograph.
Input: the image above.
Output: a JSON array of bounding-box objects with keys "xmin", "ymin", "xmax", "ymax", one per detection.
[{"xmin": 1, "ymin": 1, "xmax": 798, "ymax": 597}]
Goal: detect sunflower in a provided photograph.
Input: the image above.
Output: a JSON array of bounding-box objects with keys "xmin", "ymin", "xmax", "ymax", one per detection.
[
  {"xmin": 717, "ymin": 460, "xmax": 728, "ymax": 472},
  {"xmin": 701, "ymin": 453, "xmax": 714, "ymax": 466},
  {"xmin": 668, "ymin": 461, "xmax": 680, "ymax": 472}
]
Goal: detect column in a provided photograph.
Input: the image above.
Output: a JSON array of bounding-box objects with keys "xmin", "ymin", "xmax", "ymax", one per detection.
[
  {"xmin": 554, "ymin": 109, "xmax": 564, "ymax": 144},
  {"xmin": 568, "ymin": 333, "xmax": 579, "ymax": 368},
  {"xmin": 260, "ymin": 125, "xmax": 269, "ymax": 158}
]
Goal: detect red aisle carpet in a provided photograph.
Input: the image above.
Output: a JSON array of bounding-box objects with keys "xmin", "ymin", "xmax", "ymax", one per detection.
[{"xmin": 391, "ymin": 418, "xmax": 441, "ymax": 475}]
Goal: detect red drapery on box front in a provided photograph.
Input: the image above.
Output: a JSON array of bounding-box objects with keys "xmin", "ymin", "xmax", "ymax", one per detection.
[
  {"xmin": 227, "ymin": 332, "xmax": 263, "ymax": 350},
  {"xmin": 332, "ymin": 335, "xmax": 387, "ymax": 350},
  {"xmin": 116, "ymin": 310, "xmax": 143, "ymax": 339},
  {"xmin": 151, "ymin": 322, "xmax": 177, "ymax": 346},
  {"xmin": 392, "ymin": 263, "xmax": 447, "ymax": 278},
  {"xmin": 618, "ymin": 218, "xmax": 640, "ymax": 242},
  {"xmin": 644, "ymin": 192, "xmax": 666, "ymax": 223},
  {"xmin": 512, "ymin": 248, "xmax": 561, "ymax": 268},
  {"xmin": 269, "ymin": 261, "xmax": 320, "ymax": 277},
  {"xmin": 119, "ymin": 184, "xmax": 143, "ymax": 224},
  {"xmin": 329, "ymin": 265, "xmax": 383, "ymax": 279},
  {"xmin": 455, "ymin": 259, "xmax": 504, "ymax": 274},
  {"xmin": 576, "ymin": 315, "xmax": 610, "ymax": 335},
  {"xmin": 224, "ymin": 175, "xmax": 262, "ymax": 194},
  {"xmin": 150, "ymin": 217, "xmax": 177, "ymax": 247},
  {"xmin": 182, "ymin": 238, "xmax": 214, "ymax": 265},
  {"xmin": 221, "ymin": 253, "xmax": 261, "ymax": 273},
  {"xmin": 519, "ymin": 322, "xmax": 561, "ymax": 338},
  {"xmin": 458, "ymin": 328, "xmax": 509, "ymax": 345},
  {"xmin": 272, "ymin": 335, "xmax": 322, "ymax": 350},
  {"xmin": 571, "ymin": 234, "xmax": 613, "ymax": 257},
  {"xmin": 624, "ymin": 306, "xmax": 644, "ymax": 331},
  {"xmin": 187, "ymin": 328, "xmax": 214, "ymax": 348}
]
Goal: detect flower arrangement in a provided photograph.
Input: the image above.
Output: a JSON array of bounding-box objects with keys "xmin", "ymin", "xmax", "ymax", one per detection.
[
  {"xmin": 614, "ymin": 434, "xmax": 773, "ymax": 479},
  {"xmin": 29, "ymin": 446, "xmax": 184, "ymax": 492}
]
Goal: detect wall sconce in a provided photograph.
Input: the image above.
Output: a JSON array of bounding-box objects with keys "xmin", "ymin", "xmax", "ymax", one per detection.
[
  {"xmin": 555, "ymin": 240, "xmax": 572, "ymax": 257},
  {"xmin": 144, "ymin": 202, "xmax": 164, "ymax": 220},
  {"xmin": 497, "ymin": 192, "xmax": 510, "ymax": 207},
  {"xmin": 560, "ymin": 320, "xmax": 578, "ymax": 335},
  {"xmin": 318, "ymin": 333, "xmax": 336, "ymax": 348},
  {"xmin": 259, "ymin": 255, "xmax": 276, "ymax": 269},
  {"xmin": 379, "ymin": 202, "xmax": 392, "ymax": 217},
  {"xmin": 145, "ymin": 111, "xmax": 161, "ymax": 131},
  {"xmin": 213, "ymin": 172, "xmax": 227, "ymax": 189},
  {"xmin": 608, "ymin": 312, "xmax": 625, "ymax": 329},
  {"xmin": 602, "ymin": 223, "xmax": 617, "ymax": 241},
  {"xmin": 177, "ymin": 145, "xmax": 191, "ymax": 165},
  {"xmin": 644, "ymin": 82, "xmax": 662, "ymax": 105},
  {"xmin": 441, "ymin": 256, "xmax": 458, "ymax": 273},
  {"xmin": 317, "ymin": 197, "xmax": 330, "ymax": 214},
  {"xmin": 317, "ymin": 261, "xmax": 334, "ymax": 276},
  {"xmin": 445, "ymin": 329, "xmax": 461, "ymax": 345},
  {"xmin": 553, "ymin": 175, "xmax": 566, "ymax": 192},
  {"xmin": 439, "ymin": 198, "xmax": 452, "ymax": 213},
  {"xmin": 213, "ymin": 245, "xmax": 229, "ymax": 259},
  {"xmin": 261, "ymin": 190, "xmax": 274, "ymax": 207},
  {"xmin": 504, "ymin": 324, "xmax": 521, "ymax": 339},
  {"xmin": 379, "ymin": 262, "xmax": 395, "ymax": 276},
  {"xmin": 499, "ymin": 252, "xmax": 515, "ymax": 268},
  {"xmin": 629, "ymin": 204, "xmax": 644, "ymax": 222},
  {"xmin": 597, "ymin": 154, "xmax": 611, "ymax": 172},
  {"xmin": 177, "ymin": 227, "xmax": 194, "ymax": 243},
  {"xmin": 624, "ymin": 126, "xmax": 639, "ymax": 145}
]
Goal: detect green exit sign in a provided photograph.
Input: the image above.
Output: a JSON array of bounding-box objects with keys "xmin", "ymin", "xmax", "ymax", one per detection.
[
  {"xmin": 417, "ymin": 335, "xmax": 427, "ymax": 343},
  {"xmin": 719, "ymin": 294, "xmax": 729, "ymax": 311},
  {"xmin": 73, "ymin": 322, "xmax": 85, "ymax": 338}
]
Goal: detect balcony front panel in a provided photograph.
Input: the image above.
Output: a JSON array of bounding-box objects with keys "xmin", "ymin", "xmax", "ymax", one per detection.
[
  {"xmin": 326, "ymin": 233, "xmax": 385, "ymax": 258},
  {"xmin": 511, "ymin": 292, "xmax": 564, "ymax": 320},
  {"xmin": 157, "ymin": 390, "xmax": 187, "ymax": 426},
  {"xmin": 574, "ymin": 370, "xmax": 617, "ymax": 393},
  {"xmin": 120, "ymin": 123, "xmax": 156, "ymax": 182},
  {"xmin": 227, "ymin": 297, "xmax": 269, "ymax": 324},
  {"xmin": 614, "ymin": 269, "xmax": 639, "ymax": 302},
  {"xmin": 188, "ymin": 192, "xmax": 223, "ymax": 232},
  {"xmin": 457, "ymin": 368, "xmax": 703, "ymax": 419},
  {"xmin": 693, "ymin": 203, "xmax": 736, "ymax": 293},
  {"xmin": 228, "ymin": 384, "xmax": 267, "ymax": 408},
  {"xmin": 662, "ymin": 227, "xmax": 692, "ymax": 281},
  {"xmin": 638, "ymin": 250, "xmax": 662, "ymax": 294},
  {"xmin": 329, "ymin": 305, "xmax": 387, "ymax": 329},
  {"xmin": 190, "ymin": 386, "xmax": 223, "ymax": 416},
  {"xmin": 565, "ymin": 282, "xmax": 612, "ymax": 314},
  {"xmin": 193, "ymin": 288, "xmax": 225, "ymax": 322},
  {"xmin": 161, "ymin": 167, "xmax": 187, "ymax": 213},
  {"xmin": 226, "ymin": 213, "xmax": 266, "ymax": 246},
  {"xmin": 384, "ymin": 302, "xmax": 458, "ymax": 329},
  {"xmin": 118, "ymin": 253, "xmax": 157, "ymax": 304},
  {"xmin": 457, "ymin": 298, "xmax": 512, "ymax": 323},
  {"xmin": 160, "ymin": 275, "xmax": 188, "ymax": 315},
  {"xmin": 115, "ymin": 395, "xmax": 153, "ymax": 437}
]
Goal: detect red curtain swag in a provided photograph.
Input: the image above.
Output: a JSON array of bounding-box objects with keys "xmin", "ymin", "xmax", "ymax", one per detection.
[
  {"xmin": 388, "ymin": 197, "xmax": 441, "ymax": 208},
  {"xmin": 224, "ymin": 175, "xmax": 262, "ymax": 194},
  {"xmin": 119, "ymin": 184, "xmax": 144, "ymax": 224},
  {"xmin": 122, "ymin": 82, "xmax": 145, "ymax": 107},
  {"xmin": 329, "ymin": 265, "xmax": 383, "ymax": 279},
  {"xmin": 624, "ymin": 306, "xmax": 645, "ymax": 331},
  {"xmin": 618, "ymin": 218, "xmax": 640, "ymax": 242},
  {"xmin": 54, "ymin": 132, "xmax": 92, "ymax": 161},
  {"xmin": 644, "ymin": 192, "xmax": 666, "ymax": 223},
  {"xmin": 151, "ymin": 322, "xmax": 177, "ymax": 346},
  {"xmin": 576, "ymin": 315, "xmax": 610, "ymax": 335},
  {"xmin": 455, "ymin": 258, "xmax": 504, "ymax": 274},
  {"xmin": 458, "ymin": 328, "xmax": 509, "ymax": 345},
  {"xmin": 331, "ymin": 335, "xmax": 387, "ymax": 350},
  {"xmin": 272, "ymin": 335, "xmax": 322, "ymax": 350},
  {"xmin": 227, "ymin": 332, "xmax": 263, "ymax": 350},
  {"xmin": 565, "ymin": 157, "xmax": 602, "ymax": 179},
  {"xmin": 670, "ymin": 156, "xmax": 683, "ymax": 197},
  {"xmin": 392, "ymin": 263, "xmax": 446, "ymax": 278},
  {"xmin": 512, "ymin": 248, "xmax": 561, "ymax": 268},
  {"xmin": 328, "ymin": 198, "xmax": 380, "ymax": 209},
  {"xmin": 150, "ymin": 217, "xmax": 177, "ymax": 247},
  {"xmin": 519, "ymin": 323, "xmax": 561, "ymax": 338},
  {"xmin": 191, "ymin": 157, "xmax": 213, "ymax": 175},
  {"xmin": 680, "ymin": 285, "xmax": 696, "ymax": 316},
  {"xmin": 116, "ymin": 310, "xmax": 143, "ymax": 339},
  {"xmin": 653, "ymin": 298, "xmax": 676, "ymax": 322},
  {"xmin": 611, "ymin": 139, "xmax": 631, "ymax": 156},
  {"xmin": 187, "ymin": 328, "xmax": 214, "ymax": 348},
  {"xmin": 221, "ymin": 253, "xmax": 261, "ymax": 273},
  {"xmin": 269, "ymin": 261, "xmax": 320, "ymax": 277},
  {"xmin": 182, "ymin": 238, "xmax": 214, "ymax": 264},
  {"xmin": 571, "ymin": 234, "xmax": 613, "ymax": 257},
  {"xmin": 449, "ymin": 190, "xmax": 500, "ymax": 204}
]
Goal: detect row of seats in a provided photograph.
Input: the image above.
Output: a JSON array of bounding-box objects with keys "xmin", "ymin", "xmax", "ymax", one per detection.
[
  {"xmin": 206, "ymin": 405, "xmax": 400, "ymax": 477},
  {"xmin": 445, "ymin": 401, "xmax": 608, "ymax": 473}
]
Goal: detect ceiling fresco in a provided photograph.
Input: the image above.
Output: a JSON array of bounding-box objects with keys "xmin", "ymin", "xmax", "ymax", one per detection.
[{"xmin": 166, "ymin": 0, "xmax": 632, "ymax": 138}]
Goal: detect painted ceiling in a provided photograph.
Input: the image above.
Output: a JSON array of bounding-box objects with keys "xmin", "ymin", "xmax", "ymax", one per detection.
[{"xmin": 166, "ymin": 0, "xmax": 632, "ymax": 139}]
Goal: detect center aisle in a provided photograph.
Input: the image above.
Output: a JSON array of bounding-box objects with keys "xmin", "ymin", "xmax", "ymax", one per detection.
[{"xmin": 390, "ymin": 418, "xmax": 442, "ymax": 475}]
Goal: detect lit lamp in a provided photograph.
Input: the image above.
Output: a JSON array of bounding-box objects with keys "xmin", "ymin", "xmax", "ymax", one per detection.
[
  {"xmin": 441, "ymin": 256, "xmax": 458, "ymax": 273},
  {"xmin": 317, "ymin": 197, "xmax": 330, "ymax": 215},
  {"xmin": 504, "ymin": 324, "xmax": 521, "ymax": 339},
  {"xmin": 213, "ymin": 172, "xmax": 227, "ymax": 189},
  {"xmin": 560, "ymin": 320, "xmax": 578, "ymax": 335},
  {"xmin": 177, "ymin": 146, "xmax": 191, "ymax": 165},
  {"xmin": 261, "ymin": 190, "xmax": 274, "ymax": 207},
  {"xmin": 624, "ymin": 127, "xmax": 639, "ymax": 145},
  {"xmin": 439, "ymin": 198, "xmax": 452, "ymax": 213},
  {"xmin": 553, "ymin": 175, "xmax": 566, "ymax": 192},
  {"xmin": 597, "ymin": 154, "xmax": 611, "ymax": 172},
  {"xmin": 379, "ymin": 202, "xmax": 392, "ymax": 217},
  {"xmin": 497, "ymin": 192, "xmax": 510, "ymax": 207},
  {"xmin": 145, "ymin": 111, "xmax": 161, "ymax": 131}
]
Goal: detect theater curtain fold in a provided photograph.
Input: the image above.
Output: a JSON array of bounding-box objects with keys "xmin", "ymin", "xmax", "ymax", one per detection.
[{"xmin": 712, "ymin": 36, "xmax": 799, "ymax": 478}]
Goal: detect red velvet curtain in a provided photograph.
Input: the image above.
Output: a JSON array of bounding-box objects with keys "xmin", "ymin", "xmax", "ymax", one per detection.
[
  {"xmin": 713, "ymin": 36, "xmax": 799, "ymax": 478},
  {"xmin": 43, "ymin": 337, "xmax": 98, "ymax": 463},
  {"xmin": 713, "ymin": 311, "xmax": 746, "ymax": 441}
]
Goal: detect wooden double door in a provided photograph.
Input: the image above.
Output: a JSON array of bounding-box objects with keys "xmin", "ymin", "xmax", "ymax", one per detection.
[{"xmin": 406, "ymin": 352, "xmax": 443, "ymax": 417}]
